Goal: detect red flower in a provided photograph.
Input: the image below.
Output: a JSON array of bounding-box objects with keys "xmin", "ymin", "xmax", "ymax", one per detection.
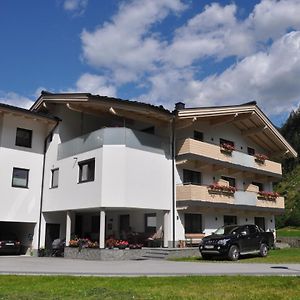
[
  {"xmin": 220, "ymin": 143, "xmax": 235, "ymax": 152},
  {"xmin": 208, "ymin": 183, "xmax": 236, "ymax": 193},
  {"xmin": 254, "ymin": 153, "xmax": 269, "ymax": 162}
]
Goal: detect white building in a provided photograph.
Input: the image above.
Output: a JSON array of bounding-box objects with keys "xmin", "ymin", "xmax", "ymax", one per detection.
[
  {"xmin": 0, "ymin": 92, "xmax": 296, "ymax": 253},
  {"xmin": 0, "ymin": 103, "xmax": 57, "ymax": 252}
]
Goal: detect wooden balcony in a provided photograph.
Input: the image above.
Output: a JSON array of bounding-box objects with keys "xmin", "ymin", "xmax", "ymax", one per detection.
[
  {"xmin": 177, "ymin": 138, "xmax": 282, "ymax": 177},
  {"xmin": 176, "ymin": 184, "xmax": 285, "ymax": 211},
  {"xmin": 176, "ymin": 184, "xmax": 234, "ymax": 205}
]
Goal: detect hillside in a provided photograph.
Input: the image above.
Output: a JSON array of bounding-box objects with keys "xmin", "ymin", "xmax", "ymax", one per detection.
[
  {"xmin": 275, "ymin": 165, "xmax": 300, "ymax": 227},
  {"xmin": 275, "ymin": 109, "xmax": 300, "ymax": 227}
]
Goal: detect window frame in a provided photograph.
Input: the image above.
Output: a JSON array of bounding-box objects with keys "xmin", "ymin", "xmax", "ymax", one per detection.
[
  {"xmin": 221, "ymin": 175, "xmax": 236, "ymax": 187},
  {"xmin": 51, "ymin": 168, "xmax": 59, "ymax": 189},
  {"xmin": 78, "ymin": 158, "xmax": 95, "ymax": 183},
  {"xmin": 247, "ymin": 147, "xmax": 255, "ymax": 156},
  {"xmin": 193, "ymin": 131, "xmax": 203, "ymax": 142},
  {"xmin": 15, "ymin": 128, "xmax": 32, "ymax": 148},
  {"xmin": 144, "ymin": 213, "xmax": 157, "ymax": 233},
  {"xmin": 183, "ymin": 169, "xmax": 202, "ymax": 185},
  {"xmin": 252, "ymin": 181, "xmax": 264, "ymax": 192},
  {"xmin": 12, "ymin": 167, "xmax": 29, "ymax": 189},
  {"xmin": 220, "ymin": 138, "xmax": 234, "ymax": 147},
  {"xmin": 184, "ymin": 213, "xmax": 203, "ymax": 234}
]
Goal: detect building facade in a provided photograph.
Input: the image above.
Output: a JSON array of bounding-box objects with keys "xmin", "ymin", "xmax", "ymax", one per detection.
[{"xmin": 0, "ymin": 92, "xmax": 296, "ymax": 253}]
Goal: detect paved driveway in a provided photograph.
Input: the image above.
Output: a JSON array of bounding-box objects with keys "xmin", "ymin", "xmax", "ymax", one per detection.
[{"xmin": 0, "ymin": 256, "xmax": 299, "ymax": 276}]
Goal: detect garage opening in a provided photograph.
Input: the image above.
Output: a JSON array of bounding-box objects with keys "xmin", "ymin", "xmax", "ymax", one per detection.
[{"xmin": 0, "ymin": 222, "xmax": 36, "ymax": 255}]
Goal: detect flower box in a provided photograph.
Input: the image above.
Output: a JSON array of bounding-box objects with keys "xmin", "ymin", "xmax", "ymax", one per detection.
[
  {"xmin": 208, "ymin": 183, "xmax": 236, "ymax": 195},
  {"xmin": 257, "ymin": 191, "xmax": 279, "ymax": 201},
  {"xmin": 254, "ymin": 153, "xmax": 269, "ymax": 164},
  {"xmin": 115, "ymin": 240, "xmax": 129, "ymax": 249},
  {"xmin": 220, "ymin": 143, "xmax": 235, "ymax": 155}
]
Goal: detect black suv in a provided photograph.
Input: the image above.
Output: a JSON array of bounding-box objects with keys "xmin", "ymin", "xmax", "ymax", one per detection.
[{"xmin": 199, "ymin": 224, "xmax": 274, "ymax": 261}]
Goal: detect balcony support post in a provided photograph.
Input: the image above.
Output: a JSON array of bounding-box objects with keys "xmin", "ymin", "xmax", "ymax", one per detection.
[
  {"xmin": 66, "ymin": 210, "xmax": 73, "ymax": 246},
  {"xmin": 163, "ymin": 210, "xmax": 170, "ymax": 248},
  {"xmin": 99, "ymin": 210, "xmax": 106, "ymax": 249}
]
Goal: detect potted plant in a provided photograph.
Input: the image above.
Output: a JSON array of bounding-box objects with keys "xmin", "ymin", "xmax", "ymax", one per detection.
[
  {"xmin": 208, "ymin": 183, "xmax": 236, "ymax": 195},
  {"xmin": 220, "ymin": 143, "xmax": 235, "ymax": 155},
  {"xmin": 257, "ymin": 191, "xmax": 279, "ymax": 201},
  {"xmin": 115, "ymin": 240, "xmax": 129, "ymax": 249},
  {"xmin": 254, "ymin": 153, "xmax": 269, "ymax": 163}
]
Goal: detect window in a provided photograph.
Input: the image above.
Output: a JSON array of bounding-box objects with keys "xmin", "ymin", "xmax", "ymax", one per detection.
[
  {"xmin": 220, "ymin": 138, "xmax": 234, "ymax": 147},
  {"xmin": 221, "ymin": 176, "xmax": 236, "ymax": 187},
  {"xmin": 51, "ymin": 168, "xmax": 59, "ymax": 188},
  {"xmin": 78, "ymin": 158, "xmax": 95, "ymax": 183},
  {"xmin": 247, "ymin": 147, "xmax": 255, "ymax": 156},
  {"xmin": 145, "ymin": 213, "xmax": 157, "ymax": 233},
  {"xmin": 12, "ymin": 168, "xmax": 29, "ymax": 188},
  {"xmin": 252, "ymin": 181, "xmax": 263, "ymax": 191},
  {"xmin": 193, "ymin": 131, "xmax": 203, "ymax": 142},
  {"xmin": 224, "ymin": 215, "xmax": 237, "ymax": 226},
  {"xmin": 185, "ymin": 214, "xmax": 202, "ymax": 233},
  {"xmin": 15, "ymin": 128, "xmax": 32, "ymax": 148},
  {"xmin": 183, "ymin": 169, "xmax": 201, "ymax": 185}
]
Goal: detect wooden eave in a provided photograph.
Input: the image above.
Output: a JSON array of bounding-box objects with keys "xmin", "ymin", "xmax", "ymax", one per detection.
[
  {"xmin": 31, "ymin": 93, "xmax": 172, "ymax": 125},
  {"xmin": 176, "ymin": 105, "xmax": 297, "ymax": 158}
]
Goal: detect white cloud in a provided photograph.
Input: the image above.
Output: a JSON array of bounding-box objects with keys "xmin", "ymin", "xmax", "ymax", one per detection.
[
  {"xmin": 63, "ymin": 0, "xmax": 88, "ymax": 15},
  {"xmin": 81, "ymin": 0, "xmax": 186, "ymax": 83},
  {"xmin": 77, "ymin": 0, "xmax": 300, "ymax": 118},
  {"xmin": 249, "ymin": 0, "xmax": 300, "ymax": 41},
  {"xmin": 75, "ymin": 73, "xmax": 117, "ymax": 97},
  {"xmin": 0, "ymin": 91, "xmax": 34, "ymax": 109}
]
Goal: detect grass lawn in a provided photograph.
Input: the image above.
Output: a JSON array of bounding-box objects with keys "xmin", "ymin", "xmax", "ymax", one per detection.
[
  {"xmin": 171, "ymin": 248, "xmax": 300, "ymax": 263},
  {"xmin": 0, "ymin": 275, "xmax": 299, "ymax": 299},
  {"xmin": 277, "ymin": 227, "xmax": 300, "ymax": 238}
]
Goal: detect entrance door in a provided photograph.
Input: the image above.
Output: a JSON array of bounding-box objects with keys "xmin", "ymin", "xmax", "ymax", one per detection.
[
  {"xmin": 45, "ymin": 224, "xmax": 60, "ymax": 249},
  {"xmin": 119, "ymin": 215, "xmax": 130, "ymax": 239}
]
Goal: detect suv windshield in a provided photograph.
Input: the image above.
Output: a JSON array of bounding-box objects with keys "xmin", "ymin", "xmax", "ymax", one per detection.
[{"xmin": 214, "ymin": 225, "xmax": 240, "ymax": 235}]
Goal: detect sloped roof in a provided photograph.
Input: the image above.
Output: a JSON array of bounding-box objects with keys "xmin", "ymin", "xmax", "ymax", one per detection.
[
  {"xmin": 0, "ymin": 102, "xmax": 58, "ymax": 122},
  {"xmin": 176, "ymin": 102, "xmax": 297, "ymax": 158}
]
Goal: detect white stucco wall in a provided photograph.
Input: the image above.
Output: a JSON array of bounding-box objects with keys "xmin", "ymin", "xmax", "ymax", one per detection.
[
  {"xmin": 101, "ymin": 146, "xmax": 172, "ymax": 210},
  {"xmin": 0, "ymin": 113, "xmax": 49, "ymax": 222}
]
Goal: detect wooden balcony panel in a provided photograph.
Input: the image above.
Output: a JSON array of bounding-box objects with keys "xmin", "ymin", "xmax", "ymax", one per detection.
[
  {"xmin": 177, "ymin": 184, "xmax": 285, "ymax": 210},
  {"xmin": 177, "ymin": 138, "xmax": 282, "ymax": 176},
  {"xmin": 176, "ymin": 184, "xmax": 234, "ymax": 205},
  {"xmin": 257, "ymin": 196, "xmax": 284, "ymax": 209}
]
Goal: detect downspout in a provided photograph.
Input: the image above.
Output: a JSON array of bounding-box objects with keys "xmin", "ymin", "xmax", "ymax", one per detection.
[
  {"xmin": 171, "ymin": 115, "xmax": 176, "ymax": 248},
  {"xmin": 37, "ymin": 119, "xmax": 60, "ymax": 253}
]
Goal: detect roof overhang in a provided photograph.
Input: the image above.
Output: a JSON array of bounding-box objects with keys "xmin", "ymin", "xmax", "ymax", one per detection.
[
  {"xmin": 31, "ymin": 92, "xmax": 172, "ymax": 124},
  {"xmin": 0, "ymin": 103, "xmax": 57, "ymax": 124},
  {"xmin": 175, "ymin": 103, "xmax": 297, "ymax": 158}
]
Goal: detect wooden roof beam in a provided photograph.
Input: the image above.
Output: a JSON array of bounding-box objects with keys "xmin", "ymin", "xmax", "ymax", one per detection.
[
  {"xmin": 241, "ymin": 125, "xmax": 268, "ymax": 137},
  {"xmin": 210, "ymin": 112, "xmax": 254, "ymax": 127}
]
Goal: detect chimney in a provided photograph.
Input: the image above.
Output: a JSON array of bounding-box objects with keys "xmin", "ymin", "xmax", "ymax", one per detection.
[{"xmin": 175, "ymin": 102, "xmax": 185, "ymax": 110}]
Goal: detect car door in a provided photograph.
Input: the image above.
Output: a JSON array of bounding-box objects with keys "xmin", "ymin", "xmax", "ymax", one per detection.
[
  {"xmin": 247, "ymin": 225, "xmax": 261, "ymax": 251},
  {"xmin": 237, "ymin": 226, "xmax": 250, "ymax": 252}
]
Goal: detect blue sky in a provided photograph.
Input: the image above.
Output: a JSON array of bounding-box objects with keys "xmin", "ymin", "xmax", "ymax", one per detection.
[{"xmin": 1, "ymin": 0, "xmax": 300, "ymax": 126}]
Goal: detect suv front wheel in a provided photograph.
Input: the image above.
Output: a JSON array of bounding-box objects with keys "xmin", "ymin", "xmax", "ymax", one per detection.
[
  {"xmin": 259, "ymin": 243, "xmax": 268, "ymax": 257},
  {"xmin": 228, "ymin": 245, "xmax": 240, "ymax": 261}
]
